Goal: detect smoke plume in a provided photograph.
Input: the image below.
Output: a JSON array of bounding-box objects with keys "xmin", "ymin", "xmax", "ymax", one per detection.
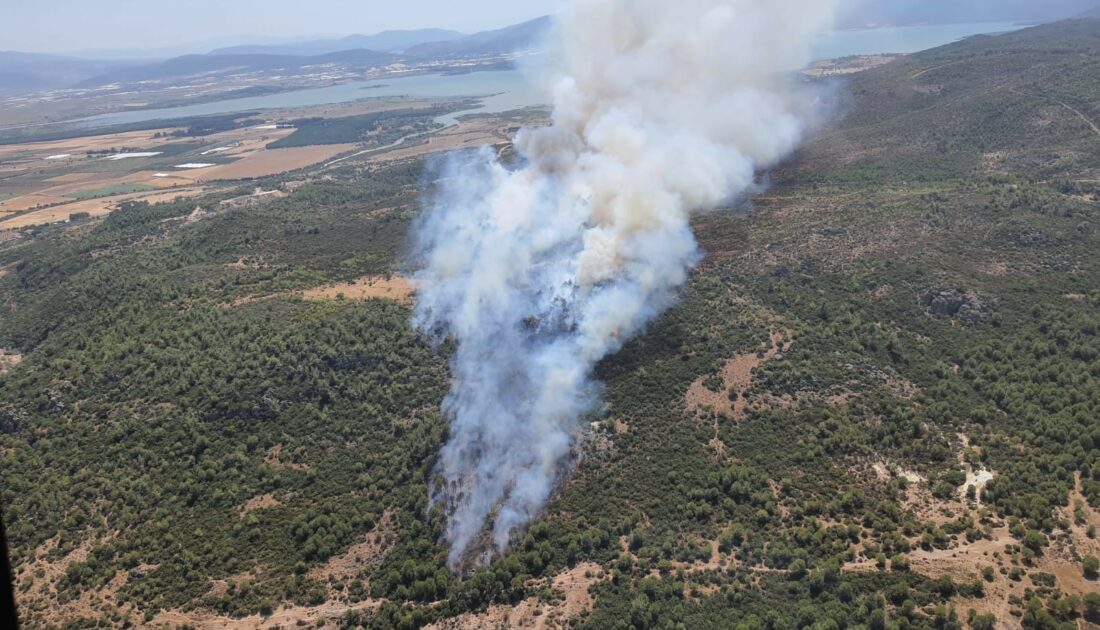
[{"xmin": 412, "ymin": 0, "xmax": 838, "ymax": 567}]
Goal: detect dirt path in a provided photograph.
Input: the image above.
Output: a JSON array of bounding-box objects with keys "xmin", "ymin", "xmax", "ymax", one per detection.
[
  {"xmin": 1053, "ymin": 99, "xmax": 1100, "ymax": 139},
  {"xmin": 1008, "ymin": 86, "xmax": 1100, "ymax": 140},
  {"xmin": 908, "ymin": 60, "xmax": 964, "ymax": 80}
]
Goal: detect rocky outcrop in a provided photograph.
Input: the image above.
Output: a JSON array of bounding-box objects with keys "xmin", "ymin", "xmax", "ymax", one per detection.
[{"xmin": 919, "ymin": 289, "xmax": 998, "ymax": 325}]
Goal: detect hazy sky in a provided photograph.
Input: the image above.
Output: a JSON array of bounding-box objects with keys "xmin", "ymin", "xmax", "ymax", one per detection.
[
  {"xmin": 4, "ymin": 0, "xmax": 561, "ymax": 55},
  {"xmin": 4, "ymin": 0, "xmax": 1097, "ymax": 56}
]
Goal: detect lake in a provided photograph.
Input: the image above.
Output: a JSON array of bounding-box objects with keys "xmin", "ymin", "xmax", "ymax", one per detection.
[
  {"xmin": 68, "ymin": 21, "xmax": 1028, "ymax": 131},
  {"xmin": 72, "ymin": 70, "xmax": 543, "ymax": 129}
]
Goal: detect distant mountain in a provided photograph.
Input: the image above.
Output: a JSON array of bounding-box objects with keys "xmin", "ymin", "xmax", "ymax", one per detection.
[
  {"xmin": 207, "ymin": 18, "xmax": 551, "ymax": 59},
  {"xmin": 210, "ymin": 29, "xmax": 464, "ymax": 56},
  {"xmin": 0, "ymin": 52, "xmax": 142, "ymax": 92},
  {"xmin": 404, "ymin": 16, "xmax": 552, "ymax": 59},
  {"xmin": 63, "ymin": 36, "xmax": 306, "ymax": 61},
  {"xmin": 76, "ymin": 49, "xmax": 399, "ymax": 88},
  {"xmin": 1078, "ymin": 5, "xmax": 1100, "ymax": 17},
  {"xmin": 2, "ymin": 16, "xmax": 552, "ymax": 94}
]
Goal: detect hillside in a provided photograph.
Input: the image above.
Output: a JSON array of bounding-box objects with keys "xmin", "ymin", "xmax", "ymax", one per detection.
[
  {"xmin": 404, "ymin": 16, "xmax": 551, "ymax": 58},
  {"xmin": 2, "ymin": 17, "xmax": 1100, "ymax": 630},
  {"xmin": 208, "ymin": 18, "xmax": 553, "ymax": 60},
  {"xmin": 791, "ymin": 17, "xmax": 1100, "ymax": 183},
  {"xmin": 841, "ymin": 0, "xmax": 1098, "ymax": 26}
]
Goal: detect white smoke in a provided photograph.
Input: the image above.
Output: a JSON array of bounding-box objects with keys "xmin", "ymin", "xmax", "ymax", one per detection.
[{"xmin": 412, "ymin": 0, "xmax": 838, "ymax": 567}]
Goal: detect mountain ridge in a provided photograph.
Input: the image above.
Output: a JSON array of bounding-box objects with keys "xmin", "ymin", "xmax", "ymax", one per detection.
[
  {"xmin": 403, "ymin": 16, "xmax": 551, "ymax": 58},
  {"xmin": 2, "ymin": 17, "xmax": 551, "ymax": 92},
  {"xmin": 209, "ymin": 28, "xmax": 465, "ymax": 56},
  {"xmin": 74, "ymin": 49, "xmax": 400, "ymax": 88}
]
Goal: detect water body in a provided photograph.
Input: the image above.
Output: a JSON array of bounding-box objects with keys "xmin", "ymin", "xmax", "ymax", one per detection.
[
  {"xmin": 811, "ymin": 21, "xmax": 1025, "ymax": 59},
  {"xmin": 65, "ymin": 21, "xmax": 1026, "ymax": 132},
  {"xmin": 72, "ymin": 71, "xmax": 542, "ymax": 129}
]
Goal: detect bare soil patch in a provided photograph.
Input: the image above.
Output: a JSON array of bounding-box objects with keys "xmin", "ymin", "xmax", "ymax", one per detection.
[
  {"xmin": 1, "ymin": 193, "xmax": 70, "ymax": 213},
  {"xmin": 44, "ymin": 172, "xmax": 107, "ymax": 184},
  {"xmin": 196, "ymin": 144, "xmax": 355, "ymax": 180},
  {"xmin": 0, "ymin": 186, "xmax": 207, "ymax": 229},
  {"xmin": 367, "ymin": 119, "xmax": 508, "ymax": 164},
  {"xmin": 151, "ymin": 598, "xmax": 385, "ymax": 630},
  {"xmin": 805, "ymin": 54, "xmax": 902, "ymax": 77},
  {"xmin": 301, "ymin": 275, "xmax": 415, "ymax": 303},
  {"xmin": 239, "ymin": 493, "xmax": 282, "ymax": 516},
  {"xmin": 13, "ymin": 532, "xmax": 132, "ymax": 628},
  {"xmin": 685, "ymin": 330, "xmax": 792, "ymax": 420},
  {"xmin": 204, "ymin": 571, "xmax": 254, "ymax": 598},
  {"xmin": 425, "ymin": 562, "xmax": 606, "ymax": 630},
  {"xmin": 310, "ymin": 512, "xmax": 394, "ymax": 599},
  {"xmin": 0, "ymin": 349, "xmax": 23, "ymax": 373},
  {"xmin": 264, "ymin": 443, "xmax": 311, "ymax": 471},
  {"xmin": 2, "ymin": 169, "xmax": 200, "ymax": 217},
  {"xmin": 851, "ymin": 462, "xmax": 1100, "ymax": 625}
]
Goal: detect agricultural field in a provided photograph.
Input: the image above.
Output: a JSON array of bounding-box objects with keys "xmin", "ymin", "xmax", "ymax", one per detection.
[
  {"xmin": 1, "ymin": 16, "xmax": 1100, "ymax": 630},
  {"xmin": 0, "ymin": 99, "xmax": 482, "ymax": 231}
]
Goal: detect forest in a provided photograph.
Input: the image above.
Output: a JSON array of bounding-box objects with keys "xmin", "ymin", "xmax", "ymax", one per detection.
[{"xmin": 1, "ymin": 16, "xmax": 1100, "ymax": 630}]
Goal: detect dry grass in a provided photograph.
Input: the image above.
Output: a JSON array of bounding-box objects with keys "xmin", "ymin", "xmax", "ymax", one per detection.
[
  {"xmin": 0, "ymin": 125, "xmax": 299, "ymax": 224},
  {"xmin": 0, "ymin": 129, "xmax": 186, "ymax": 163},
  {"xmin": 195, "ymin": 144, "xmax": 355, "ymax": 180},
  {"xmin": 2, "ymin": 169, "xmax": 195, "ymax": 213},
  {"xmin": 367, "ymin": 119, "xmax": 508, "ymax": 163},
  {"xmin": 301, "ymin": 275, "xmax": 416, "ymax": 304},
  {"xmin": 1, "ymin": 194, "xmax": 71, "ymax": 213},
  {"xmin": 424, "ymin": 562, "xmax": 606, "ymax": 630},
  {"xmin": 44, "ymin": 172, "xmax": 108, "ymax": 183},
  {"xmin": 0, "ymin": 186, "xmax": 207, "ymax": 229},
  {"xmin": 13, "ymin": 532, "xmax": 133, "ymax": 628},
  {"xmin": 309, "ymin": 511, "xmax": 394, "ymax": 601},
  {"xmin": 238, "ymin": 493, "xmax": 282, "ymax": 516},
  {"xmin": 0, "ymin": 349, "xmax": 22, "ymax": 374},
  {"xmin": 804, "ymin": 54, "xmax": 902, "ymax": 77},
  {"xmin": 151, "ymin": 598, "xmax": 385, "ymax": 630}
]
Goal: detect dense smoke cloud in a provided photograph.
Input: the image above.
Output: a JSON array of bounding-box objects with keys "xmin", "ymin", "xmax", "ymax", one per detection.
[{"xmin": 412, "ymin": 0, "xmax": 838, "ymax": 567}]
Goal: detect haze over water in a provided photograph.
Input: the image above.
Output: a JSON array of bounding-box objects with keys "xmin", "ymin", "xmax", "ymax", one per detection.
[{"xmin": 61, "ymin": 21, "xmax": 1025, "ymax": 131}]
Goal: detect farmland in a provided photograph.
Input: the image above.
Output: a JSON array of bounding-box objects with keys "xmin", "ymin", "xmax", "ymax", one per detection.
[{"xmin": 0, "ymin": 98, "xmax": 494, "ymax": 230}]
